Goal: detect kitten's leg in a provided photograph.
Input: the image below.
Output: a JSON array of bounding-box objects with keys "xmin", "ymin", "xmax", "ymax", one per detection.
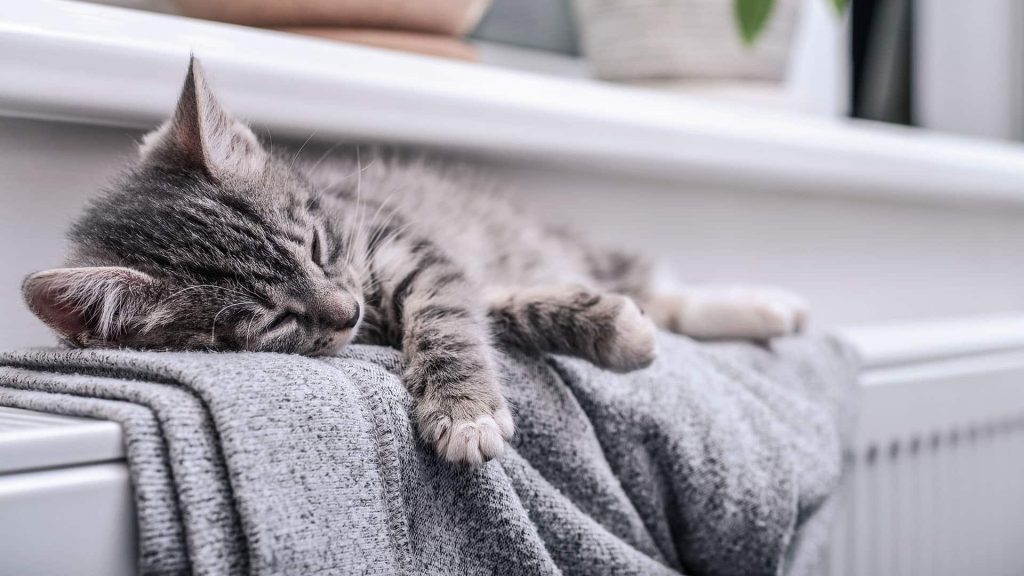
[
  {"xmin": 487, "ymin": 286, "xmax": 657, "ymax": 372},
  {"xmin": 383, "ymin": 245, "xmax": 513, "ymax": 467},
  {"xmin": 642, "ymin": 286, "xmax": 808, "ymax": 340},
  {"xmin": 578, "ymin": 244, "xmax": 806, "ymax": 340}
]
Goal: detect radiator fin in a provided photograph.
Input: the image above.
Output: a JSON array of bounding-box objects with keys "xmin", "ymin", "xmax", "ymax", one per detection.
[{"xmin": 826, "ymin": 416, "xmax": 1024, "ymax": 575}]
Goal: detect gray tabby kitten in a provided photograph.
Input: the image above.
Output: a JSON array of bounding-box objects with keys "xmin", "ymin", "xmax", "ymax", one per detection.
[{"xmin": 22, "ymin": 60, "xmax": 806, "ymax": 467}]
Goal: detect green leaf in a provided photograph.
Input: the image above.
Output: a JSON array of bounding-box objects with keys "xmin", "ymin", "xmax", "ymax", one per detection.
[
  {"xmin": 830, "ymin": 0, "xmax": 850, "ymax": 15},
  {"xmin": 734, "ymin": 0, "xmax": 776, "ymax": 46}
]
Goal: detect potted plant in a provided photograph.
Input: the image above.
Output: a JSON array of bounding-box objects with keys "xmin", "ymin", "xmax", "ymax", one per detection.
[{"xmin": 574, "ymin": 0, "xmax": 847, "ymax": 81}]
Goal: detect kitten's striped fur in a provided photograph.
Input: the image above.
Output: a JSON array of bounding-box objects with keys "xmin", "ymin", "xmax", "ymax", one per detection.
[{"xmin": 22, "ymin": 59, "xmax": 806, "ymax": 466}]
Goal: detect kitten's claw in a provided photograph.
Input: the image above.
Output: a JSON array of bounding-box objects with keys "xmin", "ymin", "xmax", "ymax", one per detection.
[{"xmin": 424, "ymin": 405, "xmax": 514, "ymax": 468}]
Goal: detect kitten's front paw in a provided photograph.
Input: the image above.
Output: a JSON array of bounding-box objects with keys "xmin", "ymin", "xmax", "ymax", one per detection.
[
  {"xmin": 596, "ymin": 295, "xmax": 658, "ymax": 372},
  {"xmin": 420, "ymin": 402, "xmax": 514, "ymax": 468}
]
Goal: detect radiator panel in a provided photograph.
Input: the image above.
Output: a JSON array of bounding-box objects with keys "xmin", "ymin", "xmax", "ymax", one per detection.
[{"xmin": 826, "ymin": 350, "xmax": 1024, "ymax": 576}]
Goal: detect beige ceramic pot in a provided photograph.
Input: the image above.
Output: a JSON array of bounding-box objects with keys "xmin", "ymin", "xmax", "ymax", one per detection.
[
  {"xmin": 279, "ymin": 28, "xmax": 479, "ymax": 61},
  {"xmin": 174, "ymin": 0, "xmax": 492, "ymax": 36}
]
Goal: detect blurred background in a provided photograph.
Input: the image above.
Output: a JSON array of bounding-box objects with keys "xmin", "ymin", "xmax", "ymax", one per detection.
[{"xmin": 79, "ymin": 0, "xmax": 1024, "ymax": 139}]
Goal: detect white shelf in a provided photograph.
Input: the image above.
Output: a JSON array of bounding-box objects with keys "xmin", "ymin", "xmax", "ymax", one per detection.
[{"xmin": 5, "ymin": 1, "xmax": 1024, "ymax": 209}]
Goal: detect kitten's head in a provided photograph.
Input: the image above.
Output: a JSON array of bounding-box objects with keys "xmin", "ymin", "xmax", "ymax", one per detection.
[{"xmin": 22, "ymin": 58, "xmax": 363, "ymax": 355}]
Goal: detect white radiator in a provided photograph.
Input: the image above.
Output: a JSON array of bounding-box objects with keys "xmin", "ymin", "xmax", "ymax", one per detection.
[{"xmin": 830, "ymin": 319, "xmax": 1024, "ymax": 576}]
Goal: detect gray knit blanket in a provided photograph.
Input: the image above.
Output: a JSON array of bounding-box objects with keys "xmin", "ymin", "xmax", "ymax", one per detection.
[{"xmin": 0, "ymin": 333, "xmax": 858, "ymax": 576}]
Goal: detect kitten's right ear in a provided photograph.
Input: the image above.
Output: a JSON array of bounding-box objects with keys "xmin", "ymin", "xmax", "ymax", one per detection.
[
  {"xmin": 139, "ymin": 57, "xmax": 268, "ymax": 181},
  {"xmin": 22, "ymin": 267, "xmax": 158, "ymax": 346}
]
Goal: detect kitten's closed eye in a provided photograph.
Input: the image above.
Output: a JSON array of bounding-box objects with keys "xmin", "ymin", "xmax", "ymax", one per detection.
[
  {"xmin": 311, "ymin": 228, "xmax": 325, "ymax": 270},
  {"xmin": 264, "ymin": 310, "xmax": 298, "ymax": 334}
]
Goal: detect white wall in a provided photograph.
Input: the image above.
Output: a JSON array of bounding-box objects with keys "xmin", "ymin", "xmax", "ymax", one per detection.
[
  {"xmin": 0, "ymin": 118, "xmax": 138, "ymax": 349},
  {"xmin": 915, "ymin": 0, "xmax": 1024, "ymax": 141},
  {"xmin": 503, "ymin": 163, "xmax": 1024, "ymax": 326}
]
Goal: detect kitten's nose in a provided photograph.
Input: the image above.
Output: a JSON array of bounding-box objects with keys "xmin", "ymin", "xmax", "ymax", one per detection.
[{"xmin": 313, "ymin": 289, "xmax": 360, "ymax": 331}]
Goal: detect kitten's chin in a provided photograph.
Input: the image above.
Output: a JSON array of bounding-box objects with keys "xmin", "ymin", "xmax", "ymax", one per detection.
[{"xmin": 317, "ymin": 330, "xmax": 354, "ymax": 356}]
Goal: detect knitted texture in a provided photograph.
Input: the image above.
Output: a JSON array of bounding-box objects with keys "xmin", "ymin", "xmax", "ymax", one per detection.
[{"xmin": 0, "ymin": 332, "xmax": 858, "ymax": 576}]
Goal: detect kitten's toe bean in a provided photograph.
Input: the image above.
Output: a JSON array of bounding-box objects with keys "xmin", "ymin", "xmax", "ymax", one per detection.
[
  {"xmin": 493, "ymin": 405, "xmax": 515, "ymax": 439},
  {"xmin": 442, "ymin": 413, "xmax": 509, "ymax": 467},
  {"xmin": 596, "ymin": 296, "xmax": 658, "ymax": 373},
  {"xmin": 429, "ymin": 415, "xmax": 453, "ymax": 456},
  {"xmin": 743, "ymin": 290, "xmax": 808, "ymax": 338},
  {"xmin": 424, "ymin": 403, "xmax": 514, "ymax": 468}
]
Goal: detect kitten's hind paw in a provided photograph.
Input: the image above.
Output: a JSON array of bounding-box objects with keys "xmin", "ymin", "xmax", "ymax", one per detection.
[
  {"xmin": 749, "ymin": 291, "xmax": 808, "ymax": 338},
  {"xmin": 660, "ymin": 287, "xmax": 808, "ymax": 341},
  {"xmin": 422, "ymin": 404, "xmax": 514, "ymax": 468}
]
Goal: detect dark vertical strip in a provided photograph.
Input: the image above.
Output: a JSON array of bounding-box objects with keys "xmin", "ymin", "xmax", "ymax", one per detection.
[
  {"xmin": 850, "ymin": 0, "xmax": 878, "ymax": 116},
  {"xmin": 851, "ymin": 0, "xmax": 915, "ymax": 125}
]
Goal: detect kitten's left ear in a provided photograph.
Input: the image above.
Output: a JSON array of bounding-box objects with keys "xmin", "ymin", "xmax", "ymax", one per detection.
[
  {"xmin": 22, "ymin": 267, "xmax": 159, "ymax": 347},
  {"xmin": 139, "ymin": 56, "xmax": 268, "ymax": 181}
]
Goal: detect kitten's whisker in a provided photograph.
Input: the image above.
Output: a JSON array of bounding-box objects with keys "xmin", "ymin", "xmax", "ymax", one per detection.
[
  {"xmin": 361, "ymin": 190, "xmax": 404, "ymax": 257},
  {"xmin": 353, "ymin": 146, "xmax": 364, "ymax": 239},
  {"xmin": 163, "ymin": 284, "xmax": 255, "ymax": 304},
  {"xmin": 210, "ymin": 301, "xmax": 254, "ymax": 342},
  {"xmin": 308, "ymin": 140, "xmax": 345, "ymax": 174},
  {"xmin": 365, "ymin": 190, "xmax": 398, "ymax": 232},
  {"xmin": 343, "ymin": 146, "xmax": 368, "ymax": 270},
  {"xmin": 368, "ymin": 220, "xmax": 417, "ymax": 260},
  {"xmin": 365, "ymin": 207, "xmax": 410, "ymax": 260},
  {"xmin": 237, "ymin": 284, "xmax": 262, "ymax": 303},
  {"xmin": 261, "ymin": 126, "xmax": 275, "ymax": 158},
  {"xmin": 290, "ymin": 129, "xmax": 319, "ymax": 168},
  {"xmin": 360, "ymin": 228, "xmax": 418, "ymax": 292},
  {"xmin": 345, "ymin": 157, "xmax": 393, "ymax": 271},
  {"xmin": 313, "ymin": 143, "xmax": 378, "ymax": 180},
  {"xmin": 338, "ymin": 157, "xmax": 377, "ymax": 182},
  {"xmin": 243, "ymin": 310, "xmax": 261, "ymax": 350},
  {"xmin": 163, "ymin": 284, "xmax": 209, "ymax": 301}
]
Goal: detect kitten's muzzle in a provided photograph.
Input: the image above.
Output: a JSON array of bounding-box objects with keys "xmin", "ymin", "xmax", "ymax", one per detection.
[{"xmin": 311, "ymin": 289, "xmax": 360, "ymax": 332}]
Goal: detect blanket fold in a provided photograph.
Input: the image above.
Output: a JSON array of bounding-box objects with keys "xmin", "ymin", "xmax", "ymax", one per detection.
[{"xmin": 0, "ymin": 333, "xmax": 858, "ymax": 576}]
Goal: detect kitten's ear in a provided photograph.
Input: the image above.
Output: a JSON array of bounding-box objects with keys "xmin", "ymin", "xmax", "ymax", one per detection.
[
  {"xmin": 139, "ymin": 57, "xmax": 268, "ymax": 181},
  {"xmin": 22, "ymin": 267, "xmax": 158, "ymax": 346}
]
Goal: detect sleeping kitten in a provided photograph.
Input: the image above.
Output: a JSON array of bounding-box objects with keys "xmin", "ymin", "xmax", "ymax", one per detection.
[{"xmin": 22, "ymin": 59, "xmax": 806, "ymax": 467}]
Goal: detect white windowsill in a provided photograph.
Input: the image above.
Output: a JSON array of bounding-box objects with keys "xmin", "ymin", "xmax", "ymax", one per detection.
[{"xmin": 4, "ymin": 1, "xmax": 1024, "ymax": 209}]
